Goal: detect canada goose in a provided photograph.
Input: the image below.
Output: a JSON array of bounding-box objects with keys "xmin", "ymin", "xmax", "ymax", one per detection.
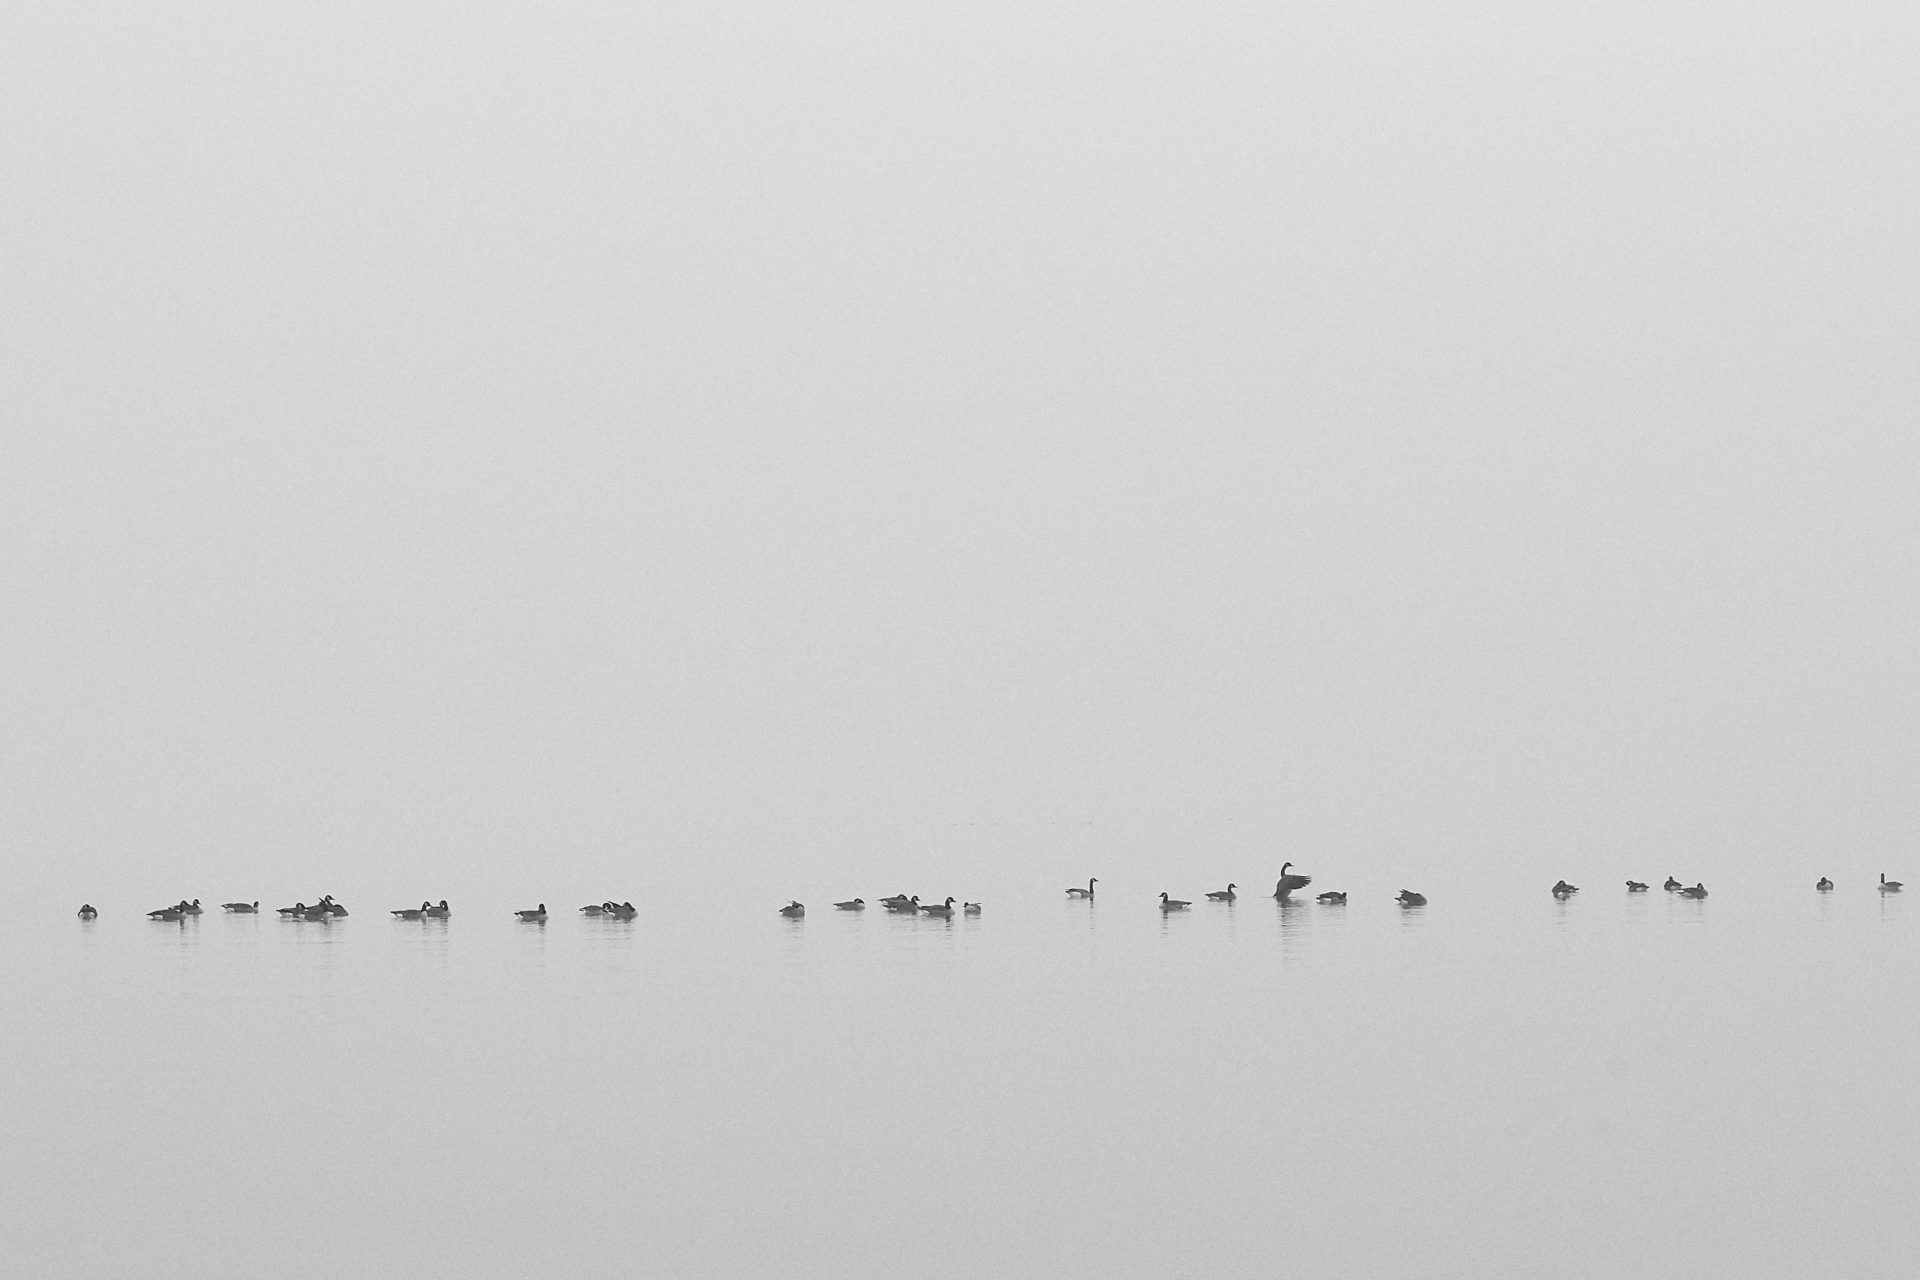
[
  {"xmin": 879, "ymin": 893, "xmax": 914, "ymax": 906},
  {"xmin": 1663, "ymin": 876, "xmax": 1682, "ymax": 891},
  {"xmin": 148, "ymin": 905, "xmax": 183, "ymax": 920},
  {"xmin": 392, "ymin": 902, "xmax": 429, "ymax": 920},
  {"xmin": 579, "ymin": 903, "xmax": 607, "ymax": 915},
  {"xmin": 919, "ymin": 896, "xmax": 956, "ymax": 918},
  {"xmin": 1272, "ymin": 863, "xmax": 1312, "ymax": 901},
  {"xmin": 515, "ymin": 904, "xmax": 548, "ymax": 921},
  {"xmin": 78, "ymin": 904, "xmax": 97, "ymax": 919},
  {"xmin": 1159, "ymin": 892, "xmax": 1191, "ymax": 911},
  {"xmin": 424, "ymin": 900, "xmax": 450, "ymax": 917},
  {"xmin": 963, "ymin": 902, "xmax": 982, "ymax": 915},
  {"xmin": 1205, "ymin": 884, "xmax": 1237, "ymax": 901},
  {"xmin": 1552, "ymin": 880, "xmax": 1579, "ymax": 899},
  {"xmin": 276, "ymin": 902, "xmax": 306, "ymax": 917},
  {"xmin": 1396, "ymin": 890, "xmax": 1427, "ymax": 907},
  {"xmin": 323, "ymin": 897, "xmax": 348, "ymax": 917},
  {"xmin": 1881, "ymin": 874, "xmax": 1903, "ymax": 893},
  {"xmin": 181, "ymin": 899, "xmax": 203, "ymax": 915},
  {"xmin": 222, "ymin": 901, "xmax": 259, "ymax": 913},
  {"xmin": 1066, "ymin": 878, "xmax": 1097, "ymax": 898},
  {"xmin": 884, "ymin": 896, "xmax": 921, "ymax": 913},
  {"xmin": 833, "ymin": 899, "xmax": 865, "ymax": 910},
  {"xmin": 1680, "ymin": 884, "xmax": 1709, "ymax": 899},
  {"xmin": 1316, "ymin": 890, "xmax": 1347, "ymax": 905},
  {"xmin": 778, "ymin": 901, "xmax": 805, "ymax": 918},
  {"xmin": 1816, "ymin": 877, "xmax": 1833, "ymax": 891},
  {"xmin": 606, "ymin": 902, "xmax": 636, "ymax": 919},
  {"xmin": 1626, "ymin": 881, "xmax": 1649, "ymax": 892}
]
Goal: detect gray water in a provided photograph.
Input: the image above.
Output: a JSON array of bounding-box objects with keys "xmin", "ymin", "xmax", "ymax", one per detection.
[{"xmin": 8, "ymin": 875, "xmax": 1916, "ymax": 1279}]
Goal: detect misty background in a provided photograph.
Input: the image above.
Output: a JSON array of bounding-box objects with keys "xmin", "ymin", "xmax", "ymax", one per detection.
[{"xmin": 5, "ymin": 1, "xmax": 1917, "ymax": 909}]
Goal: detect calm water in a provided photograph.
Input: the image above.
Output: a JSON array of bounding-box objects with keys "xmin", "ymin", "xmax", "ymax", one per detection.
[{"xmin": 7, "ymin": 876, "xmax": 1917, "ymax": 1278}]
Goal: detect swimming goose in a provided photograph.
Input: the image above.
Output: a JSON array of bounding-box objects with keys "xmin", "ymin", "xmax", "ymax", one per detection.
[
  {"xmin": 1396, "ymin": 890, "xmax": 1427, "ymax": 907},
  {"xmin": 391, "ymin": 902, "xmax": 430, "ymax": 920},
  {"xmin": 579, "ymin": 903, "xmax": 608, "ymax": 915},
  {"xmin": 424, "ymin": 900, "xmax": 451, "ymax": 917},
  {"xmin": 1679, "ymin": 883, "xmax": 1709, "ymax": 899},
  {"xmin": 1066, "ymin": 878, "xmax": 1097, "ymax": 898},
  {"xmin": 181, "ymin": 899, "xmax": 203, "ymax": 915},
  {"xmin": 78, "ymin": 904, "xmax": 97, "ymax": 918},
  {"xmin": 884, "ymin": 896, "xmax": 922, "ymax": 913},
  {"xmin": 1159, "ymin": 892, "xmax": 1192, "ymax": 911},
  {"xmin": 323, "ymin": 897, "xmax": 348, "ymax": 918},
  {"xmin": 833, "ymin": 898, "xmax": 865, "ymax": 910},
  {"xmin": 1816, "ymin": 877, "xmax": 1833, "ymax": 891},
  {"xmin": 963, "ymin": 902, "xmax": 982, "ymax": 915},
  {"xmin": 879, "ymin": 893, "xmax": 914, "ymax": 906},
  {"xmin": 1626, "ymin": 881, "xmax": 1649, "ymax": 892},
  {"xmin": 515, "ymin": 904, "xmax": 548, "ymax": 921},
  {"xmin": 1316, "ymin": 890, "xmax": 1347, "ymax": 904},
  {"xmin": 778, "ymin": 900, "xmax": 805, "ymax": 918},
  {"xmin": 222, "ymin": 901, "xmax": 259, "ymax": 913},
  {"xmin": 605, "ymin": 902, "xmax": 636, "ymax": 919},
  {"xmin": 1552, "ymin": 880, "xmax": 1579, "ymax": 899},
  {"xmin": 1272, "ymin": 863, "xmax": 1312, "ymax": 901},
  {"xmin": 276, "ymin": 902, "xmax": 306, "ymax": 917},
  {"xmin": 1663, "ymin": 876, "xmax": 1682, "ymax": 891},
  {"xmin": 920, "ymin": 897, "xmax": 956, "ymax": 918},
  {"xmin": 1881, "ymin": 874, "xmax": 1903, "ymax": 893},
  {"xmin": 1206, "ymin": 884, "xmax": 1237, "ymax": 901},
  {"xmin": 148, "ymin": 905, "xmax": 184, "ymax": 920}
]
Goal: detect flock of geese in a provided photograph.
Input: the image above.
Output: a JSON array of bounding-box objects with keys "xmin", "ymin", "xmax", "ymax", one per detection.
[{"xmin": 71, "ymin": 869, "xmax": 1907, "ymax": 925}]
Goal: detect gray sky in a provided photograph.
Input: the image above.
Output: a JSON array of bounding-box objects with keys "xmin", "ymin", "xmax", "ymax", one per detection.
[{"xmin": 5, "ymin": 1, "xmax": 1917, "ymax": 903}]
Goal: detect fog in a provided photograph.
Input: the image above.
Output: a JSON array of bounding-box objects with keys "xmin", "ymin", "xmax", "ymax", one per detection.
[{"xmin": 5, "ymin": 1, "xmax": 1917, "ymax": 909}]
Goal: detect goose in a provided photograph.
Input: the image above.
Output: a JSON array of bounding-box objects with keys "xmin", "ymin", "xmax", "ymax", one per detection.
[
  {"xmin": 1316, "ymin": 890, "xmax": 1347, "ymax": 905},
  {"xmin": 222, "ymin": 901, "xmax": 259, "ymax": 913},
  {"xmin": 963, "ymin": 902, "xmax": 982, "ymax": 915},
  {"xmin": 579, "ymin": 903, "xmax": 608, "ymax": 915},
  {"xmin": 515, "ymin": 904, "xmax": 548, "ymax": 921},
  {"xmin": 391, "ymin": 902, "xmax": 429, "ymax": 920},
  {"xmin": 920, "ymin": 897, "xmax": 957, "ymax": 918},
  {"xmin": 884, "ymin": 896, "xmax": 921, "ymax": 914},
  {"xmin": 1881, "ymin": 874, "xmax": 1903, "ymax": 893},
  {"xmin": 833, "ymin": 898, "xmax": 865, "ymax": 910},
  {"xmin": 1066, "ymin": 878, "xmax": 1097, "ymax": 899},
  {"xmin": 276, "ymin": 902, "xmax": 307, "ymax": 917},
  {"xmin": 300, "ymin": 903, "xmax": 334, "ymax": 920},
  {"xmin": 1205, "ymin": 884, "xmax": 1237, "ymax": 901},
  {"xmin": 1396, "ymin": 890, "xmax": 1427, "ymax": 907},
  {"xmin": 1663, "ymin": 876, "xmax": 1682, "ymax": 891},
  {"xmin": 606, "ymin": 902, "xmax": 637, "ymax": 919},
  {"xmin": 148, "ymin": 905, "xmax": 184, "ymax": 920},
  {"xmin": 1159, "ymin": 892, "xmax": 1192, "ymax": 911},
  {"xmin": 424, "ymin": 900, "xmax": 451, "ymax": 918},
  {"xmin": 1552, "ymin": 880, "xmax": 1579, "ymax": 899},
  {"xmin": 1680, "ymin": 883, "xmax": 1709, "ymax": 899},
  {"xmin": 181, "ymin": 899, "xmax": 203, "ymax": 915},
  {"xmin": 1626, "ymin": 881, "xmax": 1649, "ymax": 892},
  {"xmin": 78, "ymin": 904, "xmax": 98, "ymax": 919},
  {"xmin": 778, "ymin": 900, "xmax": 805, "ymax": 918},
  {"xmin": 1816, "ymin": 877, "xmax": 1833, "ymax": 891},
  {"xmin": 323, "ymin": 897, "xmax": 348, "ymax": 918},
  {"xmin": 879, "ymin": 893, "xmax": 914, "ymax": 906},
  {"xmin": 1272, "ymin": 863, "xmax": 1312, "ymax": 901}
]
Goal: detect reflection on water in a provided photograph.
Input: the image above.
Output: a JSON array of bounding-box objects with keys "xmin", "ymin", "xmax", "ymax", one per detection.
[{"xmin": 8, "ymin": 878, "xmax": 1920, "ymax": 1280}]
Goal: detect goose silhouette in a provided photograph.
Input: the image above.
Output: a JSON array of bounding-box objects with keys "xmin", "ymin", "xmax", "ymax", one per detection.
[{"xmin": 1272, "ymin": 863, "xmax": 1312, "ymax": 901}]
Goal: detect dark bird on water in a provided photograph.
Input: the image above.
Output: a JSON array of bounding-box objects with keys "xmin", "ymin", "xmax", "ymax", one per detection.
[
  {"xmin": 424, "ymin": 900, "xmax": 451, "ymax": 917},
  {"xmin": 921, "ymin": 897, "xmax": 956, "ymax": 918},
  {"xmin": 1272, "ymin": 863, "xmax": 1312, "ymax": 901},
  {"xmin": 1816, "ymin": 877, "xmax": 1833, "ymax": 891},
  {"xmin": 515, "ymin": 904, "xmax": 548, "ymax": 921},
  {"xmin": 1316, "ymin": 891, "xmax": 1347, "ymax": 905},
  {"xmin": 1626, "ymin": 881, "xmax": 1649, "ymax": 892},
  {"xmin": 964, "ymin": 902, "xmax": 982, "ymax": 915},
  {"xmin": 1396, "ymin": 890, "xmax": 1427, "ymax": 907},
  {"xmin": 1881, "ymin": 874, "xmax": 1903, "ymax": 893},
  {"xmin": 833, "ymin": 898, "xmax": 865, "ymax": 910},
  {"xmin": 1206, "ymin": 884, "xmax": 1237, "ymax": 901},
  {"xmin": 78, "ymin": 904, "xmax": 97, "ymax": 919},
  {"xmin": 1663, "ymin": 877, "xmax": 1682, "ymax": 891},
  {"xmin": 1066, "ymin": 878, "xmax": 1097, "ymax": 898},
  {"xmin": 1679, "ymin": 884, "xmax": 1709, "ymax": 899},
  {"xmin": 223, "ymin": 901, "xmax": 259, "ymax": 913},
  {"xmin": 1552, "ymin": 880, "xmax": 1579, "ymax": 899},
  {"xmin": 779, "ymin": 900, "xmax": 805, "ymax": 918},
  {"xmin": 1159, "ymin": 892, "xmax": 1192, "ymax": 911}
]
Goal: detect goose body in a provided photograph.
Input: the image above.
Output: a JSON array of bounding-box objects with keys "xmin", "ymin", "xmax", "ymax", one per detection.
[
  {"xmin": 78, "ymin": 904, "xmax": 97, "ymax": 918},
  {"xmin": 963, "ymin": 902, "xmax": 982, "ymax": 915},
  {"xmin": 1396, "ymin": 890, "xmax": 1427, "ymax": 907},
  {"xmin": 1816, "ymin": 877, "xmax": 1833, "ymax": 891},
  {"xmin": 884, "ymin": 896, "xmax": 921, "ymax": 913},
  {"xmin": 1663, "ymin": 876, "xmax": 1682, "ymax": 891},
  {"xmin": 921, "ymin": 897, "xmax": 957, "ymax": 918},
  {"xmin": 1881, "ymin": 874, "xmax": 1903, "ymax": 893},
  {"xmin": 1626, "ymin": 881, "xmax": 1649, "ymax": 892},
  {"xmin": 579, "ymin": 903, "xmax": 607, "ymax": 915},
  {"xmin": 424, "ymin": 900, "xmax": 451, "ymax": 918},
  {"xmin": 1205, "ymin": 884, "xmax": 1237, "ymax": 901},
  {"xmin": 605, "ymin": 902, "xmax": 636, "ymax": 919},
  {"xmin": 1316, "ymin": 890, "xmax": 1347, "ymax": 904},
  {"xmin": 1552, "ymin": 880, "xmax": 1579, "ymax": 899},
  {"xmin": 1680, "ymin": 883, "xmax": 1709, "ymax": 899},
  {"xmin": 392, "ymin": 902, "xmax": 430, "ymax": 920},
  {"xmin": 148, "ymin": 906, "xmax": 183, "ymax": 921},
  {"xmin": 833, "ymin": 899, "xmax": 865, "ymax": 910},
  {"xmin": 222, "ymin": 901, "xmax": 259, "ymax": 913},
  {"xmin": 778, "ymin": 900, "xmax": 805, "ymax": 918},
  {"xmin": 181, "ymin": 899, "xmax": 203, "ymax": 915},
  {"xmin": 1066, "ymin": 878, "xmax": 1097, "ymax": 898},
  {"xmin": 515, "ymin": 904, "xmax": 548, "ymax": 921},
  {"xmin": 276, "ymin": 903, "xmax": 306, "ymax": 917},
  {"xmin": 1272, "ymin": 863, "xmax": 1312, "ymax": 901},
  {"xmin": 1159, "ymin": 892, "xmax": 1192, "ymax": 911}
]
